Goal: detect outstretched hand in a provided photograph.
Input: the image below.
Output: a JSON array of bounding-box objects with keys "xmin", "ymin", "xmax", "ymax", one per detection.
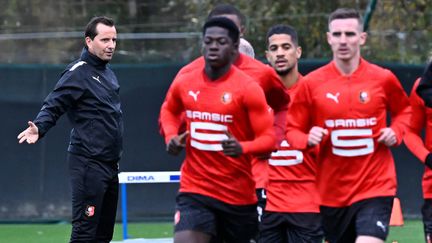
[
  {"xmin": 166, "ymin": 131, "xmax": 189, "ymax": 156},
  {"xmin": 17, "ymin": 121, "xmax": 39, "ymax": 144},
  {"xmin": 221, "ymin": 130, "xmax": 243, "ymax": 157}
]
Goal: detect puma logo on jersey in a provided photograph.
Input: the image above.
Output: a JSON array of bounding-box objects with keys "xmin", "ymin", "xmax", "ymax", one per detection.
[
  {"xmin": 188, "ymin": 90, "xmax": 200, "ymax": 101},
  {"xmin": 326, "ymin": 92, "xmax": 340, "ymax": 103},
  {"xmin": 92, "ymin": 76, "xmax": 101, "ymax": 84}
]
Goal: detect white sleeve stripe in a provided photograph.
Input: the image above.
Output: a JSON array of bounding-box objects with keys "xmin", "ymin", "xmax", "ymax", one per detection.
[{"xmin": 69, "ymin": 61, "xmax": 86, "ymax": 71}]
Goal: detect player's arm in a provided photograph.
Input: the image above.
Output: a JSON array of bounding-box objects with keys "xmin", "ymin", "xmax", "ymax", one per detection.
[
  {"xmin": 272, "ymin": 104, "xmax": 288, "ymax": 145},
  {"xmin": 264, "ymin": 70, "xmax": 290, "ymax": 144},
  {"xmin": 404, "ymin": 79, "xmax": 432, "ymax": 167},
  {"xmin": 159, "ymin": 79, "xmax": 186, "ymax": 152},
  {"xmin": 384, "ymin": 71, "xmax": 411, "ymax": 146},
  {"xmin": 158, "ymin": 65, "xmax": 184, "ymax": 138},
  {"xmin": 158, "ymin": 87, "xmax": 175, "ymax": 138},
  {"xmin": 238, "ymin": 82, "xmax": 276, "ymax": 155},
  {"xmin": 286, "ymin": 80, "xmax": 314, "ymax": 150},
  {"xmin": 18, "ymin": 71, "xmax": 85, "ymax": 144},
  {"xmin": 158, "ymin": 58, "xmax": 203, "ymax": 138},
  {"xmin": 158, "ymin": 101, "xmax": 169, "ymax": 138}
]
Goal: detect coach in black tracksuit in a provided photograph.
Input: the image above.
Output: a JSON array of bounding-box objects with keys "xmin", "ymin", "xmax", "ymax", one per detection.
[{"xmin": 18, "ymin": 16, "xmax": 122, "ymax": 243}]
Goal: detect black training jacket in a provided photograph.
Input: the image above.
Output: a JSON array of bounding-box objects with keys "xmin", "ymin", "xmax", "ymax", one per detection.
[{"xmin": 34, "ymin": 47, "xmax": 123, "ymax": 162}]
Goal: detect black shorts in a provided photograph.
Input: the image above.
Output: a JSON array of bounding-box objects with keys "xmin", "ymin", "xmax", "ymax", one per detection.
[
  {"xmin": 320, "ymin": 196, "xmax": 393, "ymax": 243},
  {"xmin": 259, "ymin": 211, "xmax": 323, "ymax": 243},
  {"xmin": 422, "ymin": 199, "xmax": 432, "ymax": 234},
  {"xmin": 174, "ymin": 192, "xmax": 258, "ymax": 243}
]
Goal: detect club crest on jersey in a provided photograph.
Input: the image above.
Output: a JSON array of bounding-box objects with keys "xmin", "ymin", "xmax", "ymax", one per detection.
[
  {"xmin": 85, "ymin": 205, "xmax": 95, "ymax": 217},
  {"xmin": 221, "ymin": 92, "xmax": 232, "ymax": 104},
  {"xmin": 359, "ymin": 91, "xmax": 370, "ymax": 104}
]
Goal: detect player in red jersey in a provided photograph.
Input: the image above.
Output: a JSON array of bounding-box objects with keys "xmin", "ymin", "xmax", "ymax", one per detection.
[
  {"xmin": 172, "ymin": 5, "xmax": 289, "ymax": 223},
  {"xmin": 404, "ymin": 78, "xmax": 432, "ymax": 243},
  {"xmin": 159, "ymin": 5, "xmax": 288, "ymax": 226},
  {"xmin": 258, "ymin": 24, "xmax": 323, "ymax": 243},
  {"xmin": 159, "ymin": 17, "xmax": 276, "ymax": 243},
  {"xmin": 286, "ymin": 8, "xmax": 410, "ymax": 243},
  {"xmin": 164, "ymin": 4, "xmax": 288, "ymax": 141}
]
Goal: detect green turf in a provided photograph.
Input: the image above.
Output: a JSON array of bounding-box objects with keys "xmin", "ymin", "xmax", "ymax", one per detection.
[
  {"xmin": 112, "ymin": 222, "xmax": 173, "ymax": 240},
  {"xmin": 386, "ymin": 219, "xmax": 424, "ymax": 243},
  {"xmin": 0, "ymin": 222, "xmax": 172, "ymax": 243},
  {"xmin": 0, "ymin": 220, "xmax": 424, "ymax": 243}
]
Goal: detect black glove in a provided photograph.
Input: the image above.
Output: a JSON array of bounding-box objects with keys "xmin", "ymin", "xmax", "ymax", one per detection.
[
  {"xmin": 416, "ymin": 61, "xmax": 432, "ymax": 107},
  {"xmin": 425, "ymin": 153, "xmax": 432, "ymax": 170},
  {"xmin": 221, "ymin": 131, "xmax": 243, "ymax": 157},
  {"xmin": 166, "ymin": 132, "xmax": 188, "ymax": 156}
]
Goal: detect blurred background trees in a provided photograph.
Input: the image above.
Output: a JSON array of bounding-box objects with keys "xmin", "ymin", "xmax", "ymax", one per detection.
[{"xmin": 0, "ymin": 0, "xmax": 430, "ymax": 64}]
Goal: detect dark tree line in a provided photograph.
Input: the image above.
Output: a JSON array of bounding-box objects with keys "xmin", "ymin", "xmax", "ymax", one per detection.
[{"xmin": 0, "ymin": 0, "xmax": 430, "ymax": 64}]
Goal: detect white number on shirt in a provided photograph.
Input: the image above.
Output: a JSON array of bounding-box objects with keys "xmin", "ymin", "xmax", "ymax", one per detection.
[
  {"xmin": 269, "ymin": 140, "xmax": 304, "ymax": 166},
  {"xmin": 331, "ymin": 129, "xmax": 374, "ymax": 157},
  {"xmin": 190, "ymin": 121, "xmax": 228, "ymax": 151}
]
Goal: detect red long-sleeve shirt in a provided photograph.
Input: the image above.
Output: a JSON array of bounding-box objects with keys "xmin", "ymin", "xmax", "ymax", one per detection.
[
  {"xmin": 160, "ymin": 53, "xmax": 288, "ymax": 141},
  {"xmin": 266, "ymin": 76, "xmax": 320, "ymax": 213},
  {"xmin": 160, "ymin": 53, "xmax": 289, "ymax": 189},
  {"xmin": 404, "ymin": 78, "xmax": 432, "ymax": 198},
  {"xmin": 160, "ymin": 66, "xmax": 275, "ymax": 205},
  {"xmin": 286, "ymin": 59, "xmax": 410, "ymax": 207}
]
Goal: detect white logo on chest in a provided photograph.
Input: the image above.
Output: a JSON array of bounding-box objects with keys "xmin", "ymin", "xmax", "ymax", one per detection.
[
  {"xmin": 92, "ymin": 76, "xmax": 101, "ymax": 84},
  {"xmin": 326, "ymin": 92, "xmax": 340, "ymax": 103},
  {"xmin": 188, "ymin": 90, "xmax": 200, "ymax": 101}
]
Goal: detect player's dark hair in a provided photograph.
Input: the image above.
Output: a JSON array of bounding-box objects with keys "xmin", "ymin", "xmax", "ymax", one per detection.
[
  {"xmin": 203, "ymin": 17, "xmax": 240, "ymax": 44},
  {"xmin": 85, "ymin": 16, "xmax": 115, "ymax": 40},
  {"xmin": 328, "ymin": 8, "xmax": 363, "ymax": 31},
  {"xmin": 207, "ymin": 3, "xmax": 246, "ymax": 27},
  {"xmin": 266, "ymin": 24, "xmax": 299, "ymax": 47}
]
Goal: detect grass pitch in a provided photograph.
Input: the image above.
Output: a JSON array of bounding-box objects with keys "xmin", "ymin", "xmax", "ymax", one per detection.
[
  {"xmin": 0, "ymin": 222, "xmax": 172, "ymax": 243},
  {"xmin": 0, "ymin": 219, "xmax": 424, "ymax": 243}
]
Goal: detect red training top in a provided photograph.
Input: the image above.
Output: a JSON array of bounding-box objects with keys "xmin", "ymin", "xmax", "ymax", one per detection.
[
  {"xmin": 404, "ymin": 78, "xmax": 432, "ymax": 199},
  {"xmin": 160, "ymin": 66, "xmax": 275, "ymax": 205},
  {"xmin": 286, "ymin": 59, "xmax": 410, "ymax": 207}
]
